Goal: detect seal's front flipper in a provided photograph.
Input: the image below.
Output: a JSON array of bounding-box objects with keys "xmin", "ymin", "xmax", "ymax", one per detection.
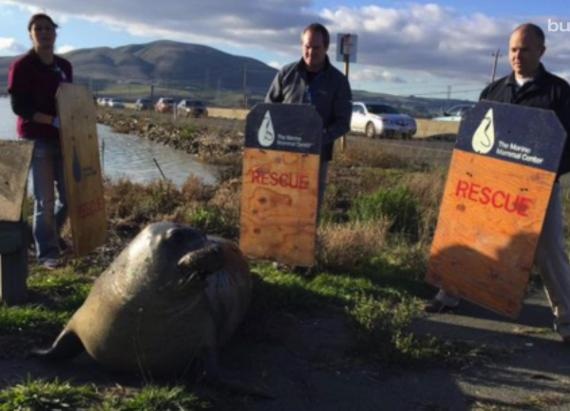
[
  {"xmin": 177, "ymin": 243, "xmax": 224, "ymax": 283},
  {"xmin": 30, "ymin": 329, "xmax": 85, "ymax": 360}
]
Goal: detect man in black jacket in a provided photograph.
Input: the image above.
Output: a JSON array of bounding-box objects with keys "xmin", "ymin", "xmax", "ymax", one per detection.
[
  {"xmin": 427, "ymin": 23, "xmax": 570, "ymax": 342},
  {"xmin": 265, "ymin": 23, "xmax": 352, "ymax": 209}
]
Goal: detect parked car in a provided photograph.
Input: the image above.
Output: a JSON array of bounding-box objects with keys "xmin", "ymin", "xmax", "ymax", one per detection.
[
  {"xmin": 432, "ymin": 103, "xmax": 475, "ymax": 122},
  {"xmin": 351, "ymin": 102, "xmax": 417, "ymax": 139},
  {"xmin": 135, "ymin": 98, "xmax": 152, "ymax": 111},
  {"xmin": 155, "ymin": 97, "xmax": 175, "ymax": 113},
  {"xmin": 97, "ymin": 97, "xmax": 110, "ymax": 107},
  {"xmin": 107, "ymin": 98, "xmax": 125, "ymax": 109},
  {"xmin": 177, "ymin": 100, "xmax": 208, "ymax": 117}
]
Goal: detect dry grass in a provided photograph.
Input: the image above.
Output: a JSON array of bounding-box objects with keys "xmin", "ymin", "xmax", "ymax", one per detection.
[
  {"xmin": 334, "ymin": 141, "xmax": 410, "ymax": 169},
  {"xmin": 104, "ymin": 179, "xmax": 184, "ymax": 224},
  {"xmin": 400, "ymin": 167, "xmax": 447, "ymax": 242},
  {"xmin": 318, "ymin": 219, "xmax": 391, "ymax": 271},
  {"xmin": 180, "ymin": 175, "xmax": 215, "ymax": 202}
]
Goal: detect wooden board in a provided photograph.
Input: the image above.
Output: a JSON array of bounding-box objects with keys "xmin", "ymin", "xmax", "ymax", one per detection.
[
  {"xmin": 56, "ymin": 83, "xmax": 106, "ymax": 256},
  {"xmin": 239, "ymin": 104, "xmax": 323, "ymax": 266},
  {"xmin": 0, "ymin": 140, "xmax": 33, "ymax": 222},
  {"xmin": 240, "ymin": 149, "xmax": 320, "ymax": 266},
  {"xmin": 426, "ymin": 101, "xmax": 566, "ymax": 318},
  {"xmin": 427, "ymin": 150, "xmax": 555, "ymax": 317}
]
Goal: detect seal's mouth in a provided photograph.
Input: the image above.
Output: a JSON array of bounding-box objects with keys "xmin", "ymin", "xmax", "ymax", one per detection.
[{"xmin": 176, "ymin": 242, "xmax": 224, "ymax": 288}]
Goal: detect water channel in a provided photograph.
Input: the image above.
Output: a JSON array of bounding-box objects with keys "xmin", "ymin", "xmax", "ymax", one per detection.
[{"xmin": 0, "ymin": 97, "xmax": 218, "ymax": 187}]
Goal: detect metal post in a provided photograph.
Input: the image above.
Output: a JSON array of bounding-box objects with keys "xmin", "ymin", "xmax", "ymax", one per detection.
[
  {"xmin": 242, "ymin": 64, "xmax": 248, "ymax": 108},
  {"xmin": 490, "ymin": 48, "xmax": 501, "ymax": 83},
  {"xmin": 341, "ymin": 54, "xmax": 350, "ymax": 151}
]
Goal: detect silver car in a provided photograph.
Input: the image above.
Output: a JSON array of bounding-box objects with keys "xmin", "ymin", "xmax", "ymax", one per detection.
[{"xmin": 351, "ymin": 101, "xmax": 417, "ymax": 139}]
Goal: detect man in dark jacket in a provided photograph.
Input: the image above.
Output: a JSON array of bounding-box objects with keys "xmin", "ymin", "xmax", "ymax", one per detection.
[
  {"xmin": 427, "ymin": 23, "xmax": 570, "ymax": 342},
  {"xmin": 265, "ymin": 22, "xmax": 352, "ymax": 208}
]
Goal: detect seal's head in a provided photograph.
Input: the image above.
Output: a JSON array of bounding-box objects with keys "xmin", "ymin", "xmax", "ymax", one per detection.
[{"xmin": 114, "ymin": 222, "xmax": 224, "ymax": 300}]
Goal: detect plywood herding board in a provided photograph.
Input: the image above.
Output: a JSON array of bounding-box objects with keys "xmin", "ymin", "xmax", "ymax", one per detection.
[
  {"xmin": 426, "ymin": 149, "xmax": 556, "ymax": 318},
  {"xmin": 240, "ymin": 149, "xmax": 320, "ymax": 266},
  {"xmin": 56, "ymin": 83, "xmax": 106, "ymax": 256}
]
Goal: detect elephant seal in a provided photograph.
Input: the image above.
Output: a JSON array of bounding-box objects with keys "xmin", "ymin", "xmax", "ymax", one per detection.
[{"xmin": 35, "ymin": 222, "xmax": 252, "ymax": 377}]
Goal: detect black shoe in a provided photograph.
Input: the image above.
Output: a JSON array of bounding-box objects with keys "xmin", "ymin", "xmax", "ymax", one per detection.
[{"xmin": 424, "ymin": 299, "xmax": 457, "ymax": 313}]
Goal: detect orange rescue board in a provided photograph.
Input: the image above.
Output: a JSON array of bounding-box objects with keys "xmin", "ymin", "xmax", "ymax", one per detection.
[
  {"xmin": 426, "ymin": 101, "xmax": 566, "ymax": 318},
  {"xmin": 240, "ymin": 149, "xmax": 320, "ymax": 266},
  {"xmin": 239, "ymin": 103, "xmax": 323, "ymax": 266},
  {"xmin": 56, "ymin": 83, "xmax": 106, "ymax": 256}
]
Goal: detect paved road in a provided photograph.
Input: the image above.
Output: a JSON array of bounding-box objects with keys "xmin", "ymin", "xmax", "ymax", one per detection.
[{"xmin": 347, "ymin": 134, "xmax": 570, "ymax": 187}]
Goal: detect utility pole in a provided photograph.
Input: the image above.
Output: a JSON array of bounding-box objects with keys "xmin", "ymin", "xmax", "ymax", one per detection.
[
  {"xmin": 216, "ymin": 77, "xmax": 221, "ymax": 102},
  {"xmin": 447, "ymin": 85, "xmax": 452, "ymax": 101},
  {"xmin": 490, "ymin": 48, "xmax": 501, "ymax": 83},
  {"xmin": 242, "ymin": 64, "xmax": 248, "ymax": 108}
]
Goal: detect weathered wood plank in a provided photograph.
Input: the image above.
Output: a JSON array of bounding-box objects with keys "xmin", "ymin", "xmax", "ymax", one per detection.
[
  {"xmin": 0, "ymin": 140, "xmax": 33, "ymax": 222},
  {"xmin": 56, "ymin": 83, "xmax": 106, "ymax": 256}
]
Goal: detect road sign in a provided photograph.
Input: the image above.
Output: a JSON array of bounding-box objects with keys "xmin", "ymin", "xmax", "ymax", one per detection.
[
  {"xmin": 57, "ymin": 83, "xmax": 107, "ymax": 256},
  {"xmin": 240, "ymin": 104, "xmax": 322, "ymax": 266},
  {"xmin": 426, "ymin": 100, "xmax": 566, "ymax": 318},
  {"xmin": 336, "ymin": 33, "xmax": 358, "ymax": 63}
]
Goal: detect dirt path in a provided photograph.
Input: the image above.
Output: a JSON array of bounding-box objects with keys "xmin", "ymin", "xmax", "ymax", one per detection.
[{"xmin": 3, "ymin": 288, "xmax": 567, "ymax": 410}]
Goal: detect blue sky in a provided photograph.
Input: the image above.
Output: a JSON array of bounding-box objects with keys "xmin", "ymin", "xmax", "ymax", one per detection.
[{"xmin": 1, "ymin": 1, "xmax": 569, "ymax": 101}]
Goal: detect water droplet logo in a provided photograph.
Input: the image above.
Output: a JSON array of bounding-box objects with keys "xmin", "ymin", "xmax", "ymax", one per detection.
[
  {"xmin": 72, "ymin": 146, "xmax": 82, "ymax": 183},
  {"xmin": 258, "ymin": 111, "xmax": 275, "ymax": 147},
  {"xmin": 472, "ymin": 108, "xmax": 495, "ymax": 154}
]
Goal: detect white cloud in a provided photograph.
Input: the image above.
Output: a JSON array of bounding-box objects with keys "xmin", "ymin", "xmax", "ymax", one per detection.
[
  {"xmin": 0, "ymin": 37, "xmax": 26, "ymax": 55},
  {"xmin": 351, "ymin": 66, "xmax": 406, "ymax": 84},
  {"xmin": 267, "ymin": 61, "xmax": 283, "ymax": 70},
  {"xmin": 2, "ymin": 0, "xmax": 569, "ymax": 86},
  {"xmin": 56, "ymin": 44, "xmax": 75, "ymax": 54}
]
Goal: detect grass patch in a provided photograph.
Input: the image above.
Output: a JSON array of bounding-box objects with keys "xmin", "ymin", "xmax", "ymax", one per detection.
[
  {"xmin": 0, "ymin": 306, "xmax": 68, "ymax": 335},
  {"xmin": 318, "ymin": 220, "xmax": 390, "ymax": 271},
  {"xmin": 348, "ymin": 293, "xmax": 441, "ymax": 363},
  {"xmin": 0, "ymin": 268, "xmax": 90, "ymax": 335},
  {"xmin": 0, "ymin": 378, "xmax": 98, "ymax": 411},
  {"xmin": 249, "ymin": 262, "xmax": 444, "ymax": 364},
  {"xmin": 0, "ymin": 379, "xmax": 210, "ymax": 411},
  {"xmin": 348, "ymin": 186, "xmax": 421, "ymax": 238},
  {"xmin": 101, "ymin": 385, "xmax": 210, "ymax": 411}
]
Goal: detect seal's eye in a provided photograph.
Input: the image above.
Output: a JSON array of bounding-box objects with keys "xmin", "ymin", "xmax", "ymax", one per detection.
[{"xmin": 165, "ymin": 227, "xmax": 185, "ymax": 244}]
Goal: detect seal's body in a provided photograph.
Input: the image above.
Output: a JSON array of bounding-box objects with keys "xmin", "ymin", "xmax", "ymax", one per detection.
[{"xmin": 37, "ymin": 222, "xmax": 251, "ymax": 377}]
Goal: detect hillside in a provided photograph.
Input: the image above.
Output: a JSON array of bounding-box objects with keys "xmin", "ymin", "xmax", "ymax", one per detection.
[
  {"xmin": 0, "ymin": 40, "xmax": 473, "ymax": 114},
  {"xmin": 0, "ymin": 40, "xmax": 277, "ymax": 96}
]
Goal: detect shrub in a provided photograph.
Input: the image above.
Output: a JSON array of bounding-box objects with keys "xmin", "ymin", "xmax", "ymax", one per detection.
[
  {"xmin": 318, "ymin": 220, "xmax": 390, "ymax": 271},
  {"xmin": 105, "ymin": 179, "xmax": 184, "ymax": 223},
  {"xmin": 348, "ymin": 186, "xmax": 420, "ymax": 238}
]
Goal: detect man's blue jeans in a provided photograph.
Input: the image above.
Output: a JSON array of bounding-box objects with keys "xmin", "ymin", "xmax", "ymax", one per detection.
[{"xmin": 31, "ymin": 139, "xmax": 67, "ymax": 262}]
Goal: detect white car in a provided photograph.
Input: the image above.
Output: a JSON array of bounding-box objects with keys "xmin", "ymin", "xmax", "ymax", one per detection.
[
  {"xmin": 351, "ymin": 102, "xmax": 417, "ymax": 139},
  {"xmin": 107, "ymin": 99, "xmax": 125, "ymax": 109}
]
